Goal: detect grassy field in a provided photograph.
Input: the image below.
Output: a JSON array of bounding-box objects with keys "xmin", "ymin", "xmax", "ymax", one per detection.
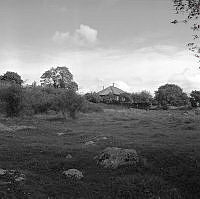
[{"xmin": 0, "ymin": 108, "xmax": 200, "ymax": 198}]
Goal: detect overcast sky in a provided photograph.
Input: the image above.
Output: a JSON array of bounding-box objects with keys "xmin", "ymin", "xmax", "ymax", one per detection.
[{"xmin": 0, "ymin": 0, "xmax": 199, "ymax": 94}]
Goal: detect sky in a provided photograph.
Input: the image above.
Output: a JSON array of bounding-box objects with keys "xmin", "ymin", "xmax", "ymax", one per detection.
[{"xmin": 0, "ymin": 0, "xmax": 199, "ymax": 94}]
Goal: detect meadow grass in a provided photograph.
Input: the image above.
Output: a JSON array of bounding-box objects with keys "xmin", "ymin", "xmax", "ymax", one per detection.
[{"xmin": 0, "ymin": 108, "xmax": 200, "ymax": 198}]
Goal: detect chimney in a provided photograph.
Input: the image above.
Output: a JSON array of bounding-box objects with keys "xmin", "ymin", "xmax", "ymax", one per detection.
[
  {"xmin": 103, "ymin": 86, "xmax": 104, "ymax": 89},
  {"xmin": 113, "ymin": 83, "xmax": 115, "ymax": 87}
]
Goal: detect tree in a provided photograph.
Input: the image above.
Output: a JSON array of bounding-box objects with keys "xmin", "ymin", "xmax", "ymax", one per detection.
[
  {"xmin": 154, "ymin": 84, "xmax": 189, "ymax": 107},
  {"xmin": 0, "ymin": 71, "xmax": 23, "ymax": 85},
  {"xmin": 40, "ymin": 66, "xmax": 78, "ymax": 91},
  {"xmin": 172, "ymin": 0, "xmax": 200, "ymax": 61},
  {"xmin": 54, "ymin": 89, "xmax": 84, "ymax": 119},
  {"xmin": 190, "ymin": 90, "xmax": 200, "ymax": 107}
]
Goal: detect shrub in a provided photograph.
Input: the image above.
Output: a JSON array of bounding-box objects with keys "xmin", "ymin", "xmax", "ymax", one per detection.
[
  {"xmin": 0, "ymin": 84, "xmax": 23, "ymax": 117},
  {"xmin": 23, "ymin": 87, "xmax": 54, "ymax": 114},
  {"xmin": 54, "ymin": 89, "xmax": 84, "ymax": 119},
  {"xmin": 80, "ymin": 101, "xmax": 104, "ymax": 113},
  {"xmin": 190, "ymin": 90, "xmax": 200, "ymax": 107},
  {"xmin": 84, "ymin": 92, "xmax": 102, "ymax": 103}
]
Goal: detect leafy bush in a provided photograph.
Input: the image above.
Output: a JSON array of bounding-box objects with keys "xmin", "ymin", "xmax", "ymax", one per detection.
[
  {"xmin": 80, "ymin": 101, "xmax": 104, "ymax": 113},
  {"xmin": 190, "ymin": 90, "xmax": 200, "ymax": 107},
  {"xmin": 84, "ymin": 92, "xmax": 102, "ymax": 103},
  {"xmin": 0, "ymin": 84, "xmax": 23, "ymax": 117},
  {"xmin": 23, "ymin": 87, "xmax": 55, "ymax": 114},
  {"xmin": 54, "ymin": 89, "xmax": 84, "ymax": 119}
]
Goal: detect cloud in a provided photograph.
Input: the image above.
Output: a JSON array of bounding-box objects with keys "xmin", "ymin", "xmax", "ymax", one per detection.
[
  {"xmin": 39, "ymin": 44, "xmax": 198, "ymax": 94},
  {"xmin": 169, "ymin": 67, "xmax": 200, "ymax": 93},
  {"xmin": 52, "ymin": 31, "xmax": 70, "ymax": 44},
  {"xmin": 52, "ymin": 24, "xmax": 98, "ymax": 47},
  {"xmin": 0, "ymin": 44, "xmax": 199, "ymax": 94}
]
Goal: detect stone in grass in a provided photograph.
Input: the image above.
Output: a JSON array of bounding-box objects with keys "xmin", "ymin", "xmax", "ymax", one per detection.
[
  {"xmin": 65, "ymin": 154, "xmax": 72, "ymax": 159},
  {"xmin": 15, "ymin": 174, "xmax": 26, "ymax": 182},
  {"xmin": 0, "ymin": 168, "xmax": 7, "ymax": 175},
  {"xmin": 85, "ymin": 141, "xmax": 95, "ymax": 145},
  {"xmin": 63, "ymin": 169, "xmax": 83, "ymax": 180},
  {"xmin": 57, "ymin": 132, "xmax": 65, "ymax": 136},
  {"xmin": 95, "ymin": 147, "xmax": 139, "ymax": 169}
]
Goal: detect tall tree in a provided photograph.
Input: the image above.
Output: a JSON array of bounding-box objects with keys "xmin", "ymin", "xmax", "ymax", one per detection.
[
  {"xmin": 0, "ymin": 71, "xmax": 23, "ymax": 85},
  {"xmin": 40, "ymin": 66, "xmax": 78, "ymax": 91},
  {"xmin": 155, "ymin": 84, "xmax": 189, "ymax": 106},
  {"xmin": 172, "ymin": 0, "xmax": 200, "ymax": 61}
]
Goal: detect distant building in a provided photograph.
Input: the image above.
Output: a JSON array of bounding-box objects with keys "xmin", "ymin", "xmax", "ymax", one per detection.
[{"xmin": 98, "ymin": 83, "xmax": 125, "ymax": 102}]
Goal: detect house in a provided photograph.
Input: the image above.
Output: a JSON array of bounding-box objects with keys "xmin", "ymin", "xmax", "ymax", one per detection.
[{"xmin": 98, "ymin": 84, "xmax": 125, "ymax": 103}]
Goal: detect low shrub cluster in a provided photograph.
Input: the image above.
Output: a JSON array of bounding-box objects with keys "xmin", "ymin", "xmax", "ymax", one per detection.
[
  {"xmin": 0, "ymin": 84, "xmax": 23, "ymax": 117},
  {"xmin": 0, "ymin": 86, "xmax": 86, "ymax": 119},
  {"xmin": 80, "ymin": 101, "xmax": 103, "ymax": 113}
]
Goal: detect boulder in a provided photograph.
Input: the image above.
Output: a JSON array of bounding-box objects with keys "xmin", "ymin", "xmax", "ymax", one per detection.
[
  {"xmin": 65, "ymin": 154, "xmax": 72, "ymax": 159},
  {"xmin": 63, "ymin": 169, "xmax": 83, "ymax": 179},
  {"xmin": 85, "ymin": 141, "xmax": 95, "ymax": 146},
  {"xmin": 0, "ymin": 168, "xmax": 6, "ymax": 175},
  {"xmin": 95, "ymin": 147, "xmax": 139, "ymax": 169}
]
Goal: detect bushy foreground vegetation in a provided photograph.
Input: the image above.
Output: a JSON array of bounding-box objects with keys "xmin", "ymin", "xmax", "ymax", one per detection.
[{"xmin": 0, "ymin": 85, "xmax": 103, "ymax": 119}]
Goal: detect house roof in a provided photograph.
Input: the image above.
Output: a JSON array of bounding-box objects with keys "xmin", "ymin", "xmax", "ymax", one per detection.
[{"xmin": 98, "ymin": 86, "xmax": 125, "ymax": 96}]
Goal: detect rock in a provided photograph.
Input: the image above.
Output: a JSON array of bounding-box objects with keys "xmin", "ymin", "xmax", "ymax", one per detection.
[
  {"xmin": 0, "ymin": 168, "xmax": 7, "ymax": 175},
  {"xmin": 57, "ymin": 132, "xmax": 65, "ymax": 136},
  {"xmin": 85, "ymin": 141, "xmax": 95, "ymax": 145},
  {"xmin": 63, "ymin": 169, "xmax": 83, "ymax": 179},
  {"xmin": 95, "ymin": 147, "xmax": 139, "ymax": 169},
  {"xmin": 65, "ymin": 154, "xmax": 72, "ymax": 159},
  {"xmin": 15, "ymin": 175, "xmax": 25, "ymax": 182}
]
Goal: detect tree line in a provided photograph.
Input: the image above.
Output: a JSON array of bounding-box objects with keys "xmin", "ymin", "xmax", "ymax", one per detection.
[
  {"xmin": 0, "ymin": 67, "xmax": 200, "ymax": 120},
  {"xmin": 85, "ymin": 84, "xmax": 200, "ymax": 110}
]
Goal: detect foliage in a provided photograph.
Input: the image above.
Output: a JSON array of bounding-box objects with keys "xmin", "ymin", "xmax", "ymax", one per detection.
[
  {"xmin": 131, "ymin": 91, "xmax": 153, "ymax": 105},
  {"xmin": 54, "ymin": 89, "xmax": 84, "ymax": 119},
  {"xmin": 128, "ymin": 91, "xmax": 153, "ymax": 109},
  {"xmin": 155, "ymin": 84, "xmax": 189, "ymax": 107},
  {"xmin": 80, "ymin": 101, "xmax": 103, "ymax": 113},
  {"xmin": 172, "ymin": 0, "xmax": 200, "ymax": 61},
  {"xmin": 0, "ymin": 84, "xmax": 23, "ymax": 117},
  {"xmin": 190, "ymin": 90, "xmax": 200, "ymax": 107},
  {"xmin": 0, "ymin": 71, "xmax": 23, "ymax": 85},
  {"xmin": 40, "ymin": 66, "xmax": 78, "ymax": 91},
  {"xmin": 23, "ymin": 87, "xmax": 55, "ymax": 114},
  {"xmin": 84, "ymin": 92, "xmax": 102, "ymax": 103}
]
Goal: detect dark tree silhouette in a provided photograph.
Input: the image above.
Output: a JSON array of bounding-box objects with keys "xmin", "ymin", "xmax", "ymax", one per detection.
[{"xmin": 0, "ymin": 71, "xmax": 23, "ymax": 85}]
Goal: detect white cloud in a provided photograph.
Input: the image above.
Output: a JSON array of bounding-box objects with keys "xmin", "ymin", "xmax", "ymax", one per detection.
[
  {"xmin": 75, "ymin": 24, "xmax": 98, "ymax": 44},
  {"xmin": 39, "ymin": 45, "xmax": 199, "ymax": 94},
  {"xmin": 52, "ymin": 24, "xmax": 98, "ymax": 46},
  {"xmin": 1, "ymin": 45, "xmax": 199, "ymax": 94},
  {"xmin": 52, "ymin": 31, "xmax": 70, "ymax": 44}
]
